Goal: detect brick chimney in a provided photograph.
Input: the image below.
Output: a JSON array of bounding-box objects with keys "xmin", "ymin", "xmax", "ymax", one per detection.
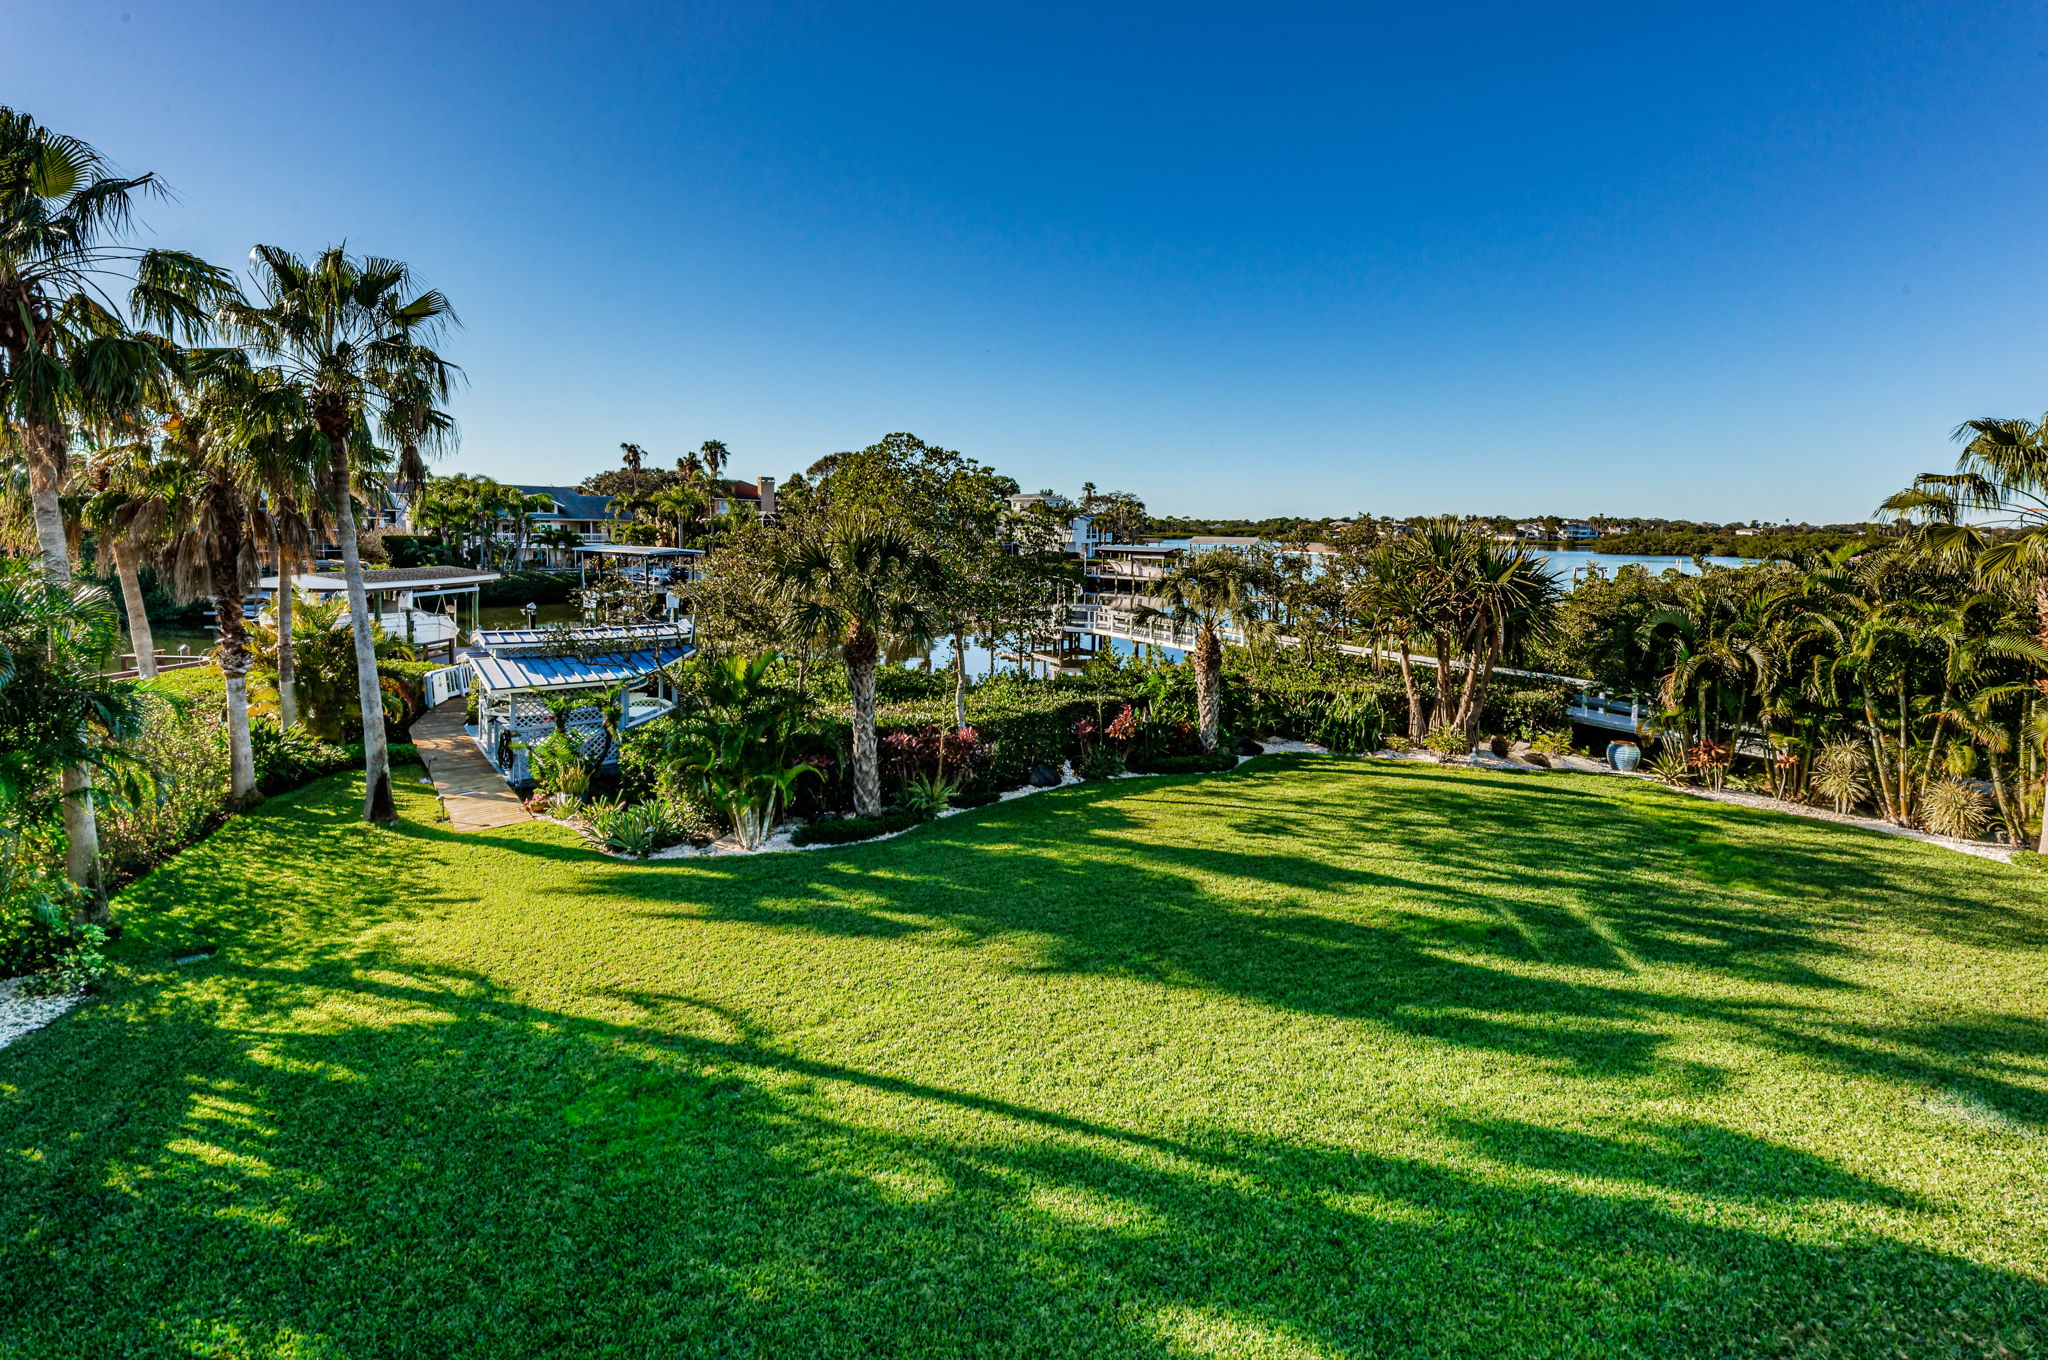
[{"xmin": 758, "ymin": 476, "xmax": 777, "ymax": 519}]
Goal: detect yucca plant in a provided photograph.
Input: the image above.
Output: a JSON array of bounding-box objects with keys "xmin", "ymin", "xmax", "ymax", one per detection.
[
  {"xmin": 1921, "ymin": 779, "xmax": 1992, "ymax": 840},
  {"xmin": 1810, "ymin": 739, "xmax": 1870, "ymax": 815}
]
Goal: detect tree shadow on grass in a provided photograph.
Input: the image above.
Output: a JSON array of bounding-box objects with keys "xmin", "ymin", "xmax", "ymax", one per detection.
[
  {"xmin": 565, "ymin": 757, "xmax": 2048, "ymax": 1124},
  {"xmin": 0, "ymin": 959, "xmax": 2038, "ymax": 1360}
]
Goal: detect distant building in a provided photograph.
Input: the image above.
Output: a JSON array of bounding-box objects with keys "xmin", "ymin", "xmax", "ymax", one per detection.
[{"xmin": 1558, "ymin": 520, "xmax": 1599, "ymax": 541}]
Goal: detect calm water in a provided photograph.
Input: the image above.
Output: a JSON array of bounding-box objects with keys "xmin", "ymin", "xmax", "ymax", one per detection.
[{"xmin": 1535, "ymin": 549, "xmax": 1750, "ymax": 583}]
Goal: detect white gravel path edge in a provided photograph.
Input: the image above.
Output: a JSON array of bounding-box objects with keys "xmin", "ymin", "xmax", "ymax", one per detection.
[{"xmin": 0, "ymin": 976, "xmax": 82, "ymax": 1053}]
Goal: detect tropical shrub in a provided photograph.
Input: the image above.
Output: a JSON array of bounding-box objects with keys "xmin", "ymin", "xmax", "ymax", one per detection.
[
  {"xmin": 1491, "ymin": 685, "xmax": 1571, "ymax": 738},
  {"xmin": 17, "ymin": 924, "xmax": 109, "ymax": 996},
  {"xmin": 527, "ymin": 731, "xmax": 592, "ymax": 799},
  {"xmin": 1077, "ymin": 746, "xmax": 1126, "ymax": 781},
  {"xmin": 1423, "ymin": 724, "xmax": 1472, "ymax": 762},
  {"xmin": 1646, "ymin": 748, "xmax": 1694, "ymax": 786},
  {"xmin": 1527, "ymin": 728, "xmax": 1578, "ymax": 757},
  {"xmin": 897, "ymin": 770, "xmax": 961, "ymax": 820},
  {"xmin": 1312, "ymin": 690, "xmax": 1386, "ymax": 754},
  {"xmin": 250, "ymin": 719, "xmax": 353, "ymax": 796},
  {"xmin": 578, "ymin": 799, "xmax": 689, "ymax": 857},
  {"xmin": 250, "ymin": 593, "xmax": 418, "ymax": 741},
  {"xmin": 626, "ymin": 653, "xmax": 819, "ymax": 848}
]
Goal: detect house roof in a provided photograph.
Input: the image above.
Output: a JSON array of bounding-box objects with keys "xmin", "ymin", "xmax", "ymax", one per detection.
[
  {"xmin": 259, "ymin": 567, "xmax": 500, "ymax": 592},
  {"xmin": 512, "ymin": 485, "xmax": 614, "ymax": 520},
  {"xmin": 469, "ymin": 645, "xmax": 690, "ymax": 693},
  {"xmin": 721, "ymin": 480, "xmax": 760, "ymax": 500}
]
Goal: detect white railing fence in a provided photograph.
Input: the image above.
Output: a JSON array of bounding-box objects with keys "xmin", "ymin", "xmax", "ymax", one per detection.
[{"xmin": 424, "ymin": 664, "xmax": 469, "ymax": 709}]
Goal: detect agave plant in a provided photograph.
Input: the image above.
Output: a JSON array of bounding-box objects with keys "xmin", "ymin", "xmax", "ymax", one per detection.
[{"xmin": 1645, "ymin": 748, "xmax": 1694, "ymax": 786}]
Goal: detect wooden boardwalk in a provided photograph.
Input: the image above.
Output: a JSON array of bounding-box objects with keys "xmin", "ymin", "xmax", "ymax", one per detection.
[{"xmin": 409, "ymin": 699, "xmax": 532, "ymax": 831}]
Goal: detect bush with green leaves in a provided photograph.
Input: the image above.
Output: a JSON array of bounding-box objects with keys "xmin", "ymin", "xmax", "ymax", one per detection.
[
  {"xmin": 527, "ymin": 731, "xmax": 593, "ymax": 800},
  {"xmin": 630, "ymin": 652, "xmax": 819, "ymax": 849},
  {"xmin": 250, "ymin": 718, "xmax": 353, "ymax": 797},
  {"xmin": 896, "ymin": 770, "xmax": 961, "ymax": 821},
  {"xmin": 1077, "ymin": 746, "xmax": 1126, "ymax": 781},
  {"xmin": 790, "ymin": 807, "xmax": 920, "ymax": 846},
  {"xmin": 577, "ymin": 799, "xmax": 688, "ymax": 857},
  {"xmin": 1422, "ymin": 724, "xmax": 1473, "ymax": 762},
  {"xmin": 1312, "ymin": 690, "xmax": 1386, "ymax": 755},
  {"xmin": 1527, "ymin": 728, "xmax": 1578, "ymax": 757}
]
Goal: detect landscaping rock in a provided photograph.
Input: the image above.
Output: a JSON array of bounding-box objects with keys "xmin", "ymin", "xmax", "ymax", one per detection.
[
  {"xmin": 1234, "ymin": 737, "xmax": 1265, "ymax": 757},
  {"xmin": 1028, "ymin": 763, "xmax": 1062, "ymax": 788}
]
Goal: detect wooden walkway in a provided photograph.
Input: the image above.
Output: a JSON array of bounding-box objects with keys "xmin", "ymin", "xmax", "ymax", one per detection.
[{"xmin": 410, "ymin": 699, "xmax": 531, "ymax": 831}]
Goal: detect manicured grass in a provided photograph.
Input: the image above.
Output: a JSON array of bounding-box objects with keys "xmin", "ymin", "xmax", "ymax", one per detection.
[{"xmin": 4, "ymin": 757, "xmax": 2046, "ymax": 1358}]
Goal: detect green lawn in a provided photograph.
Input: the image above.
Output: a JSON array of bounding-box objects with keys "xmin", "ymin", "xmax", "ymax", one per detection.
[{"xmin": 4, "ymin": 757, "xmax": 2046, "ymax": 1359}]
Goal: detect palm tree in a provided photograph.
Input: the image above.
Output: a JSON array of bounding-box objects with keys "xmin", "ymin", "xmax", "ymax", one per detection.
[
  {"xmin": 698, "ymin": 439, "xmax": 730, "ymax": 482},
  {"xmin": 81, "ymin": 432, "xmax": 172, "ymax": 677},
  {"xmin": 1881, "ymin": 415, "xmax": 2048, "ymax": 847},
  {"xmin": 0, "ymin": 558, "xmax": 151, "ymax": 925},
  {"xmin": 533, "ymin": 522, "xmax": 582, "ymax": 567},
  {"xmin": 1150, "ymin": 550, "xmax": 1260, "ymax": 752},
  {"xmin": 0, "ymin": 109, "xmax": 234, "ymax": 583},
  {"xmin": 0, "ymin": 109, "xmax": 234, "ymax": 902},
  {"xmin": 156, "ymin": 360, "xmax": 296, "ymax": 812},
  {"xmin": 770, "ymin": 511, "xmax": 940, "ymax": 816},
  {"xmin": 501, "ymin": 490, "xmax": 553, "ymax": 568},
  {"xmin": 648, "ymin": 482, "xmax": 708, "ymax": 548},
  {"xmin": 220, "ymin": 245, "xmax": 458, "ymax": 823}
]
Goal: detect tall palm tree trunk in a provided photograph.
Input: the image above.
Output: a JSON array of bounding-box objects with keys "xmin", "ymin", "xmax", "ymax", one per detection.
[
  {"xmin": 271, "ymin": 526, "xmax": 299, "ymax": 730},
  {"xmin": 1432, "ymin": 628, "xmax": 1458, "ymax": 734},
  {"xmin": 111, "ymin": 541, "xmax": 157, "ymax": 678},
  {"xmin": 952, "ymin": 629, "xmax": 969, "ymax": 731},
  {"xmin": 1396, "ymin": 639, "xmax": 1426, "ymax": 740},
  {"xmin": 2034, "ymin": 583, "xmax": 2048, "ymax": 851},
  {"xmin": 26, "ymin": 426, "xmax": 107, "ymax": 918},
  {"xmin": 215, "ymin": 590, "xmax": 260, "ymax": 811},
  {"xmin": 845, "ymin": 625, "xmax": 884, "ymax": 817},
  {"xmin": 1194, "ymin": 622, "xmax": 1222, "ymax": 752},
  {"xmin": 327, "ymin": 441, "xmax": 396, "ymax": 822}
]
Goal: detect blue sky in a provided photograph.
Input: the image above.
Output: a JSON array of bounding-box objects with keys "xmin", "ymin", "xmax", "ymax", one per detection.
[{"xmin": 9, "ymin": 1, "xmax": 2048, "ymax": 521}]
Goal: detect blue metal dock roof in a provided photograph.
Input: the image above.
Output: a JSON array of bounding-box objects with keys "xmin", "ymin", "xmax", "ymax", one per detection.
[{"xmin": 469, "ymin": 645, "xmax": 690, "ymax": 693}]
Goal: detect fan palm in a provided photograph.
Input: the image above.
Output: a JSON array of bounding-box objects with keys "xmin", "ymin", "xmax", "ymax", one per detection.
[
  {"xmin": 770, "ymin": 512, "xmax": 941, "ymax": 815},
  {"xmin": 220, "ymin": 245, "xmax": 459, "ymax": 823}
]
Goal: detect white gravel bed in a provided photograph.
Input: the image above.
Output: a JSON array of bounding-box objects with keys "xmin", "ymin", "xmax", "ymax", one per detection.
[
  {"xmin": 1625, "ymin": 777, "xmax": 2016, "ymax": 862},
  {"xmin": 0, "ymin": 976, "xmax": 82, "ymax": 1052}
]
